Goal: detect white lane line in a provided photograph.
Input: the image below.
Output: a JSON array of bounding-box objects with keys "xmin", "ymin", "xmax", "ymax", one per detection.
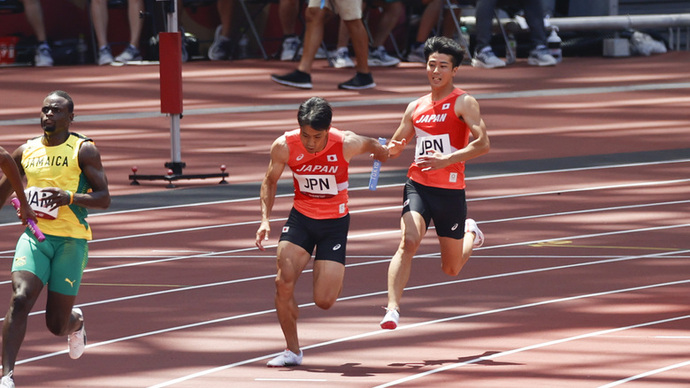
[
  {"xmin": 598, "ymin": 360, "xmax": 690, "ymax": 388},
  {"xmin": 374, "ymin": 314, "xmax": 690, "ymax": 388},
  {"xmin": 9, "ymin": 250, "xmax": 688, "ymax": 372},
  {"xmin": 147, "ymin": 279, "xmax": 690, "ymax": 388}
]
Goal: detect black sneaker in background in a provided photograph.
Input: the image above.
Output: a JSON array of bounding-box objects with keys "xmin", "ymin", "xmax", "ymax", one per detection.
[
  {"xmin": 271, "ymin": 70, "xmax": 313, "ymax": 89},
  {"xmin": 338, "ymin": 72, "xmax": 376, "ymax": 90}
]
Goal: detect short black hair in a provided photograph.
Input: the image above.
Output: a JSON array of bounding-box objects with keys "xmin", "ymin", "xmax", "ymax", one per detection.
[
  {"xmin": 297, "ymin": 97, "xmax": 332, "ymax": 131},
  {"xmin": 47, "ymin": 90, "xmax": 74, "ymax": 113},
  {"xmin": 424, "ymin": 36, "xmax": 464, "ymax": 67}
]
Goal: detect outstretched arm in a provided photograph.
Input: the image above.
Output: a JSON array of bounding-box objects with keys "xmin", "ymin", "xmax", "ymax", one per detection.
[{"xmin": 342, "ymin": 131, "xmax": 391, "ymax": 163}]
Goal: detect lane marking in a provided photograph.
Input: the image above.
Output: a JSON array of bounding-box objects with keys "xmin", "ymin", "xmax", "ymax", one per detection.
[
  {"xmin": 10, "ymin": 250, "xmax": 689, "ymax": 369},
  {"xmin": 598, "ymin": 360, "xmax": 690, "ymax": 387},
  {"xmin": 374, "ymin": 314, "xmax": 690, "ymax": 388},
  {"xmin": 3, "ymin": 81, "xmax": 688, "ymax": 127},
  {"xmin": 81, "ymin": 283, "xmax": 187, "ymax": 288},
  {"xmin": 530, "ymin": 241, "xmax": 682, "ymax": 252},
  {"xmin": 147, "ymin": 280, "xmax": 690, "ymax": 388}
]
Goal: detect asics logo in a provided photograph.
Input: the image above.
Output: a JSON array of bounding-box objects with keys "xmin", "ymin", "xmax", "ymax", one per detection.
[
  {"xmin": 332, "ymin": 244, "xmax": 342, "ymax": 251},
  {"xmin": 451, "ymin": 223, "xmax": 458, "ymax": 231},
  {"xmin": 296, "ymin": 154, "xmax": 304, "ymax": 161}
]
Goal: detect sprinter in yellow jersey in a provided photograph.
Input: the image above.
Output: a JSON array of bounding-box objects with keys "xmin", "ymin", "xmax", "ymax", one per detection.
[{"xmin": 0, "ymin": 91, "xmax": 110, "ymax": 386}]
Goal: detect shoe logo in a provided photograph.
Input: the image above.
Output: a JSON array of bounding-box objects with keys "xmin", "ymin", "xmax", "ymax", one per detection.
[
  {"xmin": 332, "ymin": 244, "xmax": 342, "ymax": 251},
  {"xmin": 296, "ymin": 154, "xmax": 304, "ymax": 161},
  {"xmin": 65, "ymin": 278, "xmax": 76, "ymax": 288},
  {"xmin": 451, "ymin": 223, "xmax": 458, "ymax": 231},
  {"xmin": 14, "ymin": 256, "xmax": 26, "ymax": 267}
]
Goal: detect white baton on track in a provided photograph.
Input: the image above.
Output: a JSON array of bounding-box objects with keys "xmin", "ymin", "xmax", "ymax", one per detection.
[{"xmin": 368, "ymin": 137, "xmax": 387, "ymax": 191}]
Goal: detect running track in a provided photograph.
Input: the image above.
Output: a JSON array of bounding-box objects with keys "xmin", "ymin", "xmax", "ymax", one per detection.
[{"xmin": 0, "ymin": 52, "xmax": 688, "ymax": 387}]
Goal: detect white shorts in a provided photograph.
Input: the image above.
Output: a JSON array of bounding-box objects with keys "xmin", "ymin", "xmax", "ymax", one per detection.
[{"xmin": 307, "ymin": 0, "xmax": 362, "ymax": 21}]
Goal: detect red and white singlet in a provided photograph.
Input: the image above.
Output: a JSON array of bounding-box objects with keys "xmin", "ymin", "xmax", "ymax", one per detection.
[
  {"xmin": 408, "ymin": 88, "xmax": 470, "ymax": 190},
  {"xmin": 286, "ymin": 128, "xmax": 350, "ymax": 219}
]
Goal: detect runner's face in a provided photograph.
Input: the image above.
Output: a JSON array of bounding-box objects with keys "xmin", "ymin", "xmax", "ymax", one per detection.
[
  {"xmin": 426, "ymin": 52, "xmax": 458, "ymax": 88},
  {"xmin": 300, "ymin": 125, "xmax": 329, "ymax": 154},
  {"xmin": 40, "ymin": 95, "xmax": 73, "ymax": 133}
]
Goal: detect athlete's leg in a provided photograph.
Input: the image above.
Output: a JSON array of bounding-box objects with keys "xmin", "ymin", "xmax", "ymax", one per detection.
[
  {"xmin": 312, "ymin": 260, "xmax": 345, "ymax": 309},
  {"xmin": 2, "ymin": 271, "xmax": 44, "ymax": 375},
  {"xmin": 297, "ymin": 7, "xmax": 327, "ymax": 74},
  {"xmin": 274, "ymin": 241, "xmax": 312, "ymax": 354},
  {"xmin": 44, "ymin": 291, "xmax": 80, "ymax": 336},
  {"xmin": 385, "ymin": 211, "xmax": 427, "ymax": 312},
  {"xmin": 438, "ymin": 231, "xmax": 475, "ymax": 276}
]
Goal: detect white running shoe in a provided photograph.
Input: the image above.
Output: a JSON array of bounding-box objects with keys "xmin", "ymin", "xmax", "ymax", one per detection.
[
  {"xmin": 368, "ymin": 46, "xmax": 400, "ymax": 67},
  {"xmin": 380, "ymin": 308, "xmax": 399, "ymax": 330},
  {"xmin": 527, "ymin": 45, "xmax": 557, "ymax": 66},
  {"xmin": 406, "ymin": 44, "xmax": 425, "ymax": 63},
  {"xmin": 208, "ymin": 25, "xmax": 232, "ymax": 61},
  {"xmin": 329, "ymin": 47, "xmax": 354, "ymax": 68},
  {"xmin": 471, "ymin": 47, "xmax": 506, "ymax": 69},
  {"xmin": 465, "ymin": 218, "xmax": 484, "ymax": 248},
  {"xmin": 114, "ymin": 45, "xmax": 142, "ymax": 63},
  {"xmin": 280, "ymin": 36, "xmax": 300, "ymax": 61},
  {"xmin": 267, "ymin": 349, "xmax": 303, "ymax": 367},
  {"xmin": 0, "ymin": 372, "xmax": 14, "ymax": 388},
  {"xmin": 97, "ymin": 46, "xmax": 114, "ymax": 65},
  {"xmin": 68, "ymin": 308, "xmax": 86, "ymax": 359},
  {"xmin": 34, "ymin": 42, "xmax": 53, "ymax": 67}
]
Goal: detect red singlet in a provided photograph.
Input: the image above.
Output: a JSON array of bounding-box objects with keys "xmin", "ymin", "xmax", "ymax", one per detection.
[
  {"xmin": 286, "ymin": 128, "xmax": 350, "ymax": 219},
  {"xmin": 408, "ymin": 88, "xmax": 470, "ymax": 190}
]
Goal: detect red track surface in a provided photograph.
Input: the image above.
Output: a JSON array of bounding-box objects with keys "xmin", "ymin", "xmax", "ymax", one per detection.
[{"xmin": 0, "ymin": 52, "xmax": 689, "ymax": 387}]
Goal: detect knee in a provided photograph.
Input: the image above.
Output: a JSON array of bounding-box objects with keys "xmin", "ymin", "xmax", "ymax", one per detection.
[
  {"xmin": 45, "ymin": 313, "xmax": 72, "ymax": 336},
  {"xmin": 305, "ymin": 8, "xmax": 323, "ymax": 23},
  {"xmin": 441, "ymin": 263, "xmax": 461, "ymax": 277},
  {"xmin": 274, "ymin": 277, "xmax": 295, "ymax": 300},
  {"xmin": 401, "ymin": 234, "xmax": 422, "ymax": 253},
  {"xmin": 9, "ymin": 292, "xmax": 33, "ymax": 317},
  {"xmin": 313, "ymin": 295, "xmax": 336, "ymax": 310}
]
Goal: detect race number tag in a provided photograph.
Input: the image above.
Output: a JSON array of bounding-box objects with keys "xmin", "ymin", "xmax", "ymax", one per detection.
[
  {"xmin": 25, "ymin": 187, "xmax": 58, "ymax": 220},
  {"xmin": 415, "ymin": 134, "xmax": 452, "ymax": 162},
  {"xmin": 295, "ymin": 174, "xmax": 338, "ymax": 196}
]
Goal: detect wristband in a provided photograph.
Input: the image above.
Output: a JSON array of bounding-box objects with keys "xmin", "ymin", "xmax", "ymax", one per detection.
[{"xmin": 66, "ymin": 190, "xmax": 74, "ymax": 205}]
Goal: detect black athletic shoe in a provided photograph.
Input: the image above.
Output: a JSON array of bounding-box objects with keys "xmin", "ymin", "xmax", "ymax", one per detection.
[
  {"xmin": 271, "ymin": 69, "xmax": 313, "ymax": 89},
  {"xmin": 338, "ymin": 72, "xmax": 376, "ymax": 90}
]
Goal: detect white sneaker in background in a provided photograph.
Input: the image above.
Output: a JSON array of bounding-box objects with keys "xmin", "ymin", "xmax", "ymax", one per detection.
[{"xmin": 329, "ymin": 47, "xmax": 354, "ymax": 68}]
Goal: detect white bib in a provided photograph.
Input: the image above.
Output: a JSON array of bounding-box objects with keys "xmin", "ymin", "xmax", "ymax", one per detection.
[
  {"xmin": 295, "ymin": 174, "xmax": 338, "ymax": 196},
  {"xmin": 25, "ymin": 187, "xmax": 59, "ymax": 220},
  {"xmin": 415, "ymin": 134, "xmax": 452, "ymax": 162}
]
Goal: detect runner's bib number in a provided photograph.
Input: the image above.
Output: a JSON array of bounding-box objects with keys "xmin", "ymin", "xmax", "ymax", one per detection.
[
  {"xmin": 415, "ymin": 134, "xmax": 452, "ymax": 162},
  {"xmin": 25, "ymin": 187, "xmax": 58, "ymax": 219},
  {"xmin": 295, "ymin": 174, "xmax": 338, "ymax": 196}
]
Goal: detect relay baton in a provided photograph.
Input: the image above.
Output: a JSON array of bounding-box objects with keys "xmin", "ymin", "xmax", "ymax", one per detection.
[
  {"xmin": 10, "ymin": 198, "xmax": 45, "ymax": 242},
  {"xmin": 368, "ymin": 137, "xmax": 387, "ymax": 191}
]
